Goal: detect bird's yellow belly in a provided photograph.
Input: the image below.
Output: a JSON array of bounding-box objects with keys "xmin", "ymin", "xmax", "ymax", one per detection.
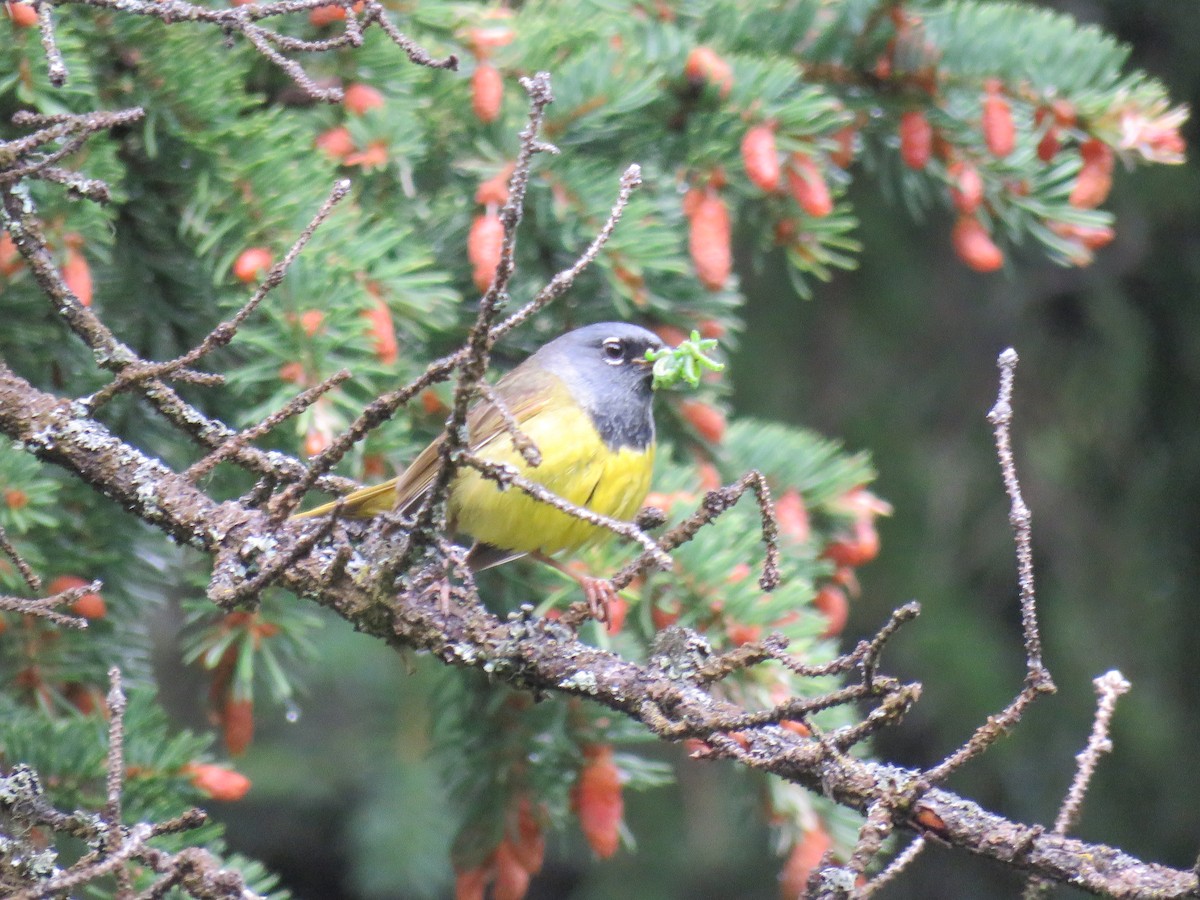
[{"xmin": 447, "ymin": 404, "xmax": 653, "ymax": 556}]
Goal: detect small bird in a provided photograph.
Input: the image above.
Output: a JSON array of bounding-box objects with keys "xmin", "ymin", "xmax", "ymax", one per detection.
[{"xmin": 295, "ymin": 322, "xmax": 664, "ymax": 620}]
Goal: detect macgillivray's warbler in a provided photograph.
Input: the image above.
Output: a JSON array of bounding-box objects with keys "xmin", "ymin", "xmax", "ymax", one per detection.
[{"xmin": 295, "ymin": 322, "xmax": 665, "ymax": 620}]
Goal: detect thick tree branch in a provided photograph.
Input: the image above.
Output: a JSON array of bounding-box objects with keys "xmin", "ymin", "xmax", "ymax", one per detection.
[{"xmin": 0, "ymin": 360, "xmax": 1194, "ymax": 898}]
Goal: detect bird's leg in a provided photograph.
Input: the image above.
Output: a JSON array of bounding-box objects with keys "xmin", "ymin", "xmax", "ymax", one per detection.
[{"xmin": 531, "ymin": 552, "xmax": 617, "ymax": 624}]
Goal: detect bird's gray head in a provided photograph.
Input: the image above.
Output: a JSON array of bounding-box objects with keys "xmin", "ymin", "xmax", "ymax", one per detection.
[{"xmin": 533, "ymin": 322, "xmax": 664, "ymax": 451}]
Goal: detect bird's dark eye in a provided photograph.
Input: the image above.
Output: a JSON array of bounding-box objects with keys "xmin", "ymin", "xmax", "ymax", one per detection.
[{"xmin": 602, "ymin": 338, "xmax": 625, "ymax": 365}]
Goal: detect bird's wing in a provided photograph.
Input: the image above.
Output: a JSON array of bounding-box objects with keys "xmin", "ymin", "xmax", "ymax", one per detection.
[
  {"xmin": 292, "ymin": 364, "xmax": 562, "ymax": 520},
  {"xmin": 391, "ymin": 365, "xmax": 562, "ymax": 514}
]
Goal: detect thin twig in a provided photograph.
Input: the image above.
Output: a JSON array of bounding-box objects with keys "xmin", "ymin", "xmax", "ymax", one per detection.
[
  {"xmin": 649, "ymin": 678, "xmax": 902, "ymax": 738},
  {"xmin": 859, "ymin": 837, "xmax": 927, "ymax": 897},
  {"xmin": 610, "ymin": 470, "xmax": 781, "ymax": 593},
  {"xmin": 1, "ymin": 108, "xmax": 145, "ymax": 186},
  {"xmin": 185, "ymin": 369, "xmax": 351, "ymax": 482},
  {"xmin": 989, "ymin": 348, "xmax": 1050, "ymax": 679},
  {"xmin": 268, "ymin": 160, "xmax": 642, "ymax": 516},
  {"xmin": 362, "ymin": 1, "xmax": 458, "ymax": 70},
  {"xmin": 488, "ymin": 163, "xmax": 643, "ymax": 343},
  {"xmin": 859, "ymin": 600, "xmax": 922, "ymax": 689},
  {"xmin": 241, "ymin": 23, "xmax": 342, "ymax": 101},
  {"xmin": 925, "ymin": 349, "xmax": 1056, "ymax": 783},
  {"xmin": 149, "ymin": 808, "xmax": 208, "ymax": 837},
  {"xmin": 104, "ymin": 668, "xmax": 127, "ymax": 836},
  {"xmin": 846, "ymin": 801, "xmax": 896, "ymax": 884},
  {"xmin": 1025, "ymin": 670, "xmax": 1132, "ymax": 899},
  {"xmin": 23, "ymin": 0, "xmax": 454, "ymax": 100},
  {"xmin": 688, "ymin": 602, "xmax": 917, "ymax": 692},
  {"xmin": 35, "ymin": 0, "xmax": 68, "ymax": 86},
  {"xmin": 477, "ymin": 380, "xmax": 542, "ymax": 466},
  {"xmin": 138, "ymin": 845, "xmax": 265, "ymax": 900},
  {"xmin": 0, "ymin": 577, "xmax": 99, "ymax": 628},
  {"xmin": 408, "ymin": 72, "xmax": 557, "ymax": 553},
  {"xmin": 459, "ymin": 452, "xmax": 671, "ymax": 571},
  {"xmin": 828, "ymin": 682, "xmax": 921, "ymax": 751},
  {"xmin": 6, "ymin": 824, "xmax": 153, "ymax": 900},
  {"xmin": 33, "ymin": 165, "xmax": 112, "ymax": 202},
  {"xmin": 1054, "ymin": 670, "xmax": 1130, "ymax": 834},
  {"xmin": 0, "ymin": 524, "xmax": 41, "ymax": 592},
  {"xmin": 85, "ymin": 180, "xmax": 352, "ymax": 410}
]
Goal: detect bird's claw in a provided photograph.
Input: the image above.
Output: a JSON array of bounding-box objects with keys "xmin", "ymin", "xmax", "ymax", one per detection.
[{"xmin": 580, "ymin": 575, "xmax": 618, "ymax": 625}]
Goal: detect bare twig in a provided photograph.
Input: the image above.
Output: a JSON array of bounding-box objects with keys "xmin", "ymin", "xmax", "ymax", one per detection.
[
  {"xmin": 149, "ymin": 809, "xmax": 209, "ymax": 837},
  {"xmin": 1, "ymin": 108, "xmax": 145, "ymax": 186},
  {"xmin": 6, "ymin": 824, "xmax": 153, "ymax": 900},
  {"xmin": 101, "ymin": 666, "xmax": 129, "ymax": 898},
  {"xmin": 184, "ymin": 368, "xmax": 351, "ymax": 482},
  {"xmin": 24, "ymin": 0, "xmax": 454, "ymax": 98},
  {"xmin": 459, "ymin": 451, "xmax": 671, "ymax": 571},
  {"xmin": 241, "ymin": 22, "xmax": 342, "ymax": 101},
  {"xmin": 268, "ymin": 159, "xmax": 642, "ymax": 518},
  {"xmin": 754, "ymin": 602, "xmax": 921, "ymax": 683},
  {"xmin": 409, "ymin": 72, "xmax": 557, "ymax": 554},
  {"xmin": 476, "ymin": 380, "xmax": 542, "ymax": 467},
  {"xmin": 0, "ymin": 576, "xmax": 99, "ymax": 629},
  {"xmin": 697, "ymin": 601, "xmax": 917, "ymax": 698},
  {"xmin": 85, "ymin": 179, "xmax": 352, "ymax": 410},
  {"xmin": 846, "ymin": 801, "xmax": 896, "ymax": 885},
  {"xmin": 610, "ymin": 470, "xmax": 781, "ymax": 594},
  {"xmin": 859, "ymin": 837, "xmax": 928, "ymax": 897},
  {"xmin": 989, "ymin": 348, "xmax": 1050, "ymax": 680},
  {"xmin": 362, "ymin": 1, "xmax": 458, "ymax": 70},
  {"xmin": 926, "ymin": 349, "xmax": 1055, "ymax": 783},
  {"xmin": 928, "ymin": 672, "xmax": 1043, "ymax": 779},
  {"xmin": 1054, "ymin": 670, "xmax": 1130, "ymax": 834},
  {"xmin": 103, "ymin": 668, "xmax": 127, "ymax": 830},
  {"xmin": 0, "ymin": 524, "xmax": 41, "ymax": 592},
  {"xmin": 488, "ymin": 163, "xmax": 643, "ymax": 343},
  {"xmin": 136, "ymin": 845, "xmax": 264, "ymax": 900},
  {"xmin": 649, "ymin": 677, "xmax": 905, "ymax": 739},
  {"xmin": 1025, "ymin": 670, "xmax": 1132, "ymax": 899},
  {"xmin": 35, "ymin": 1, "xmax": 68, "ymax": 86},
  {"xmin": 857, "ymin": 600, "xmax": 922, "ymax": 689},
  {"xmin": 31, "ymin": 165, "xmax": 112, "ymax": 202},
  {"xmin": 827, "ymin": 681, "xmax": 921, "ymax": 751}
]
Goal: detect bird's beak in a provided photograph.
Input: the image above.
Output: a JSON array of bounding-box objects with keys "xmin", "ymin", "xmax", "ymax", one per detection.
[{"xmin": 633, "ymin": 355, "xmax": 655, "ymax": 369}]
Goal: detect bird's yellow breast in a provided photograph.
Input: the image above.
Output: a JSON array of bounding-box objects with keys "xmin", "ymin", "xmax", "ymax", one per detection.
[{"xmin": 447, "ymin": 400, "xmax": 654, "ymax": 557}]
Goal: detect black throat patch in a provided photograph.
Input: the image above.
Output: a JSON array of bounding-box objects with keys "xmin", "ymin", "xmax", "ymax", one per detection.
[{"xmin": 586, "ymin": 398, "xmax": 655, "ymax": 452}]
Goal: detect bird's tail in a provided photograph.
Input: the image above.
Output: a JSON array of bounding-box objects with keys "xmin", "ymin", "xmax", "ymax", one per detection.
[{"xmin": 291, "ymin": 479, "xmax": 397, "ymax": 519}]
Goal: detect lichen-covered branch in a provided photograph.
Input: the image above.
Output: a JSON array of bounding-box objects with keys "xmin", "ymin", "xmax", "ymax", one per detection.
[
  {"xmin": 0, "ymin": 669, "xmax": 260, "ymax": 900},
  {"xmin": 25, "ymin": 0, "xmax": 455, "ymax": 98},
  {"xmin": 0, "ymin": 355, "xmax": 1194, "ymax": 896}
]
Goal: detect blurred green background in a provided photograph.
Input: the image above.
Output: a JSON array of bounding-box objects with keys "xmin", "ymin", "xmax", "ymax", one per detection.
[
  {"xmin": 733, "ymin": 2, "xmax": 1200, "ymax": 895},
  {"xmin": 134, "ymin": 2, "xmax": 1200, "ymax": 898}
]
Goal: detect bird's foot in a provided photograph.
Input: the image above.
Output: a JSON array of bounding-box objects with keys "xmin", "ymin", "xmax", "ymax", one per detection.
[
  {"xmin": 579, "ymin": 575, "xmax": 618, "ymax": 625},
  {"xmin": 531, "ymin": 552, "xmax": 619, "ymax": 625}
]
